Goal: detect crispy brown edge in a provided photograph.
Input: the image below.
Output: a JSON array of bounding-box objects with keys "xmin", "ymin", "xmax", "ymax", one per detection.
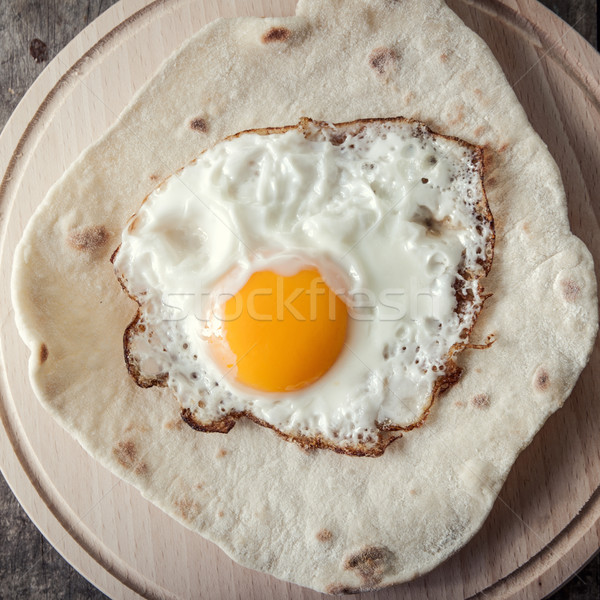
[
  {"xmin": 181, "ymin": 407, "xmax": 400, "ymax": 457},
  {"xmin": 123, "ymin": 311, "xmax": 168, "ymax": 388},
  {"xmin": 111, "ymin": 246, "xmax": 168, "ymax": 388},
  {"xmin": 111, "ymin": 117, "xmax": 495, "ymax": 457}
]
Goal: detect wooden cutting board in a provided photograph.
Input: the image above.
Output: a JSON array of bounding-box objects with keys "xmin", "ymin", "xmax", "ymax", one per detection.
[{"xmin": 1, "ymin": 0, "xmax": 599, "ymax": 598}]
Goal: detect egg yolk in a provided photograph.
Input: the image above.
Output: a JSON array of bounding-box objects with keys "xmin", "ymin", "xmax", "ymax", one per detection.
[{"xmin": 208, "ymin": 268, "xmax": 348, "ymax": 392}]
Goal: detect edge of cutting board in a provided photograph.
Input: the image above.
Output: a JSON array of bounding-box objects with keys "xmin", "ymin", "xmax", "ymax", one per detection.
[{"xmin": 1, "ymin": 1, "xmax": 600, "ymax": 598}]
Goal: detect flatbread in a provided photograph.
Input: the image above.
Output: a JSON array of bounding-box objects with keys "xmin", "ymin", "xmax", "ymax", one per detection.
[{"xmin": 11, "ymin": 0, "xmax": 598, "ymax": 593}]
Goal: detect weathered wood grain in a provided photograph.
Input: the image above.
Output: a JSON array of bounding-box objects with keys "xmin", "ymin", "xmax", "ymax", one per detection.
[
  {"xmin": 0, "ymin": 1, "xmax": 598, "ymax": 599},
  {"xmin": 0, "ymin": 1, "xmax": 117, "ymax": 131},
  {"xmin": 1, "ymin": 3, "xmax": 120, "ymax": 597}
]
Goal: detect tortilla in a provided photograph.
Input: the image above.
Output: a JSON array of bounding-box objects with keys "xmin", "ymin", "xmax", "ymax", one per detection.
[{"xmin": 11, "ymin": 0, "xmax": 597, "ymax": 593}]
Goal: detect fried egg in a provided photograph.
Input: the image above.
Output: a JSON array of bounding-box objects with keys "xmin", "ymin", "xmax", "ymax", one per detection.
[{"xmin": 112, "ymin": 117, "xmax": 494, "ymax": 456}]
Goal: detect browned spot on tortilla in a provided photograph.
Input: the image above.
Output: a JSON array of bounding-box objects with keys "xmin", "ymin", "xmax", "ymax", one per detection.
[
  {"xmin": 473, "ymin": 126, "xmax": 486, "ymax": 138},
  {"xmin": 473, "ymin": 394, "xmax": 490, "ymax": 408},
  {"xmin": 216, "ymin": 448, "xmax": 228, "ymax": 458},
  {"xmin": 68, "ymin": 225, "xmax": 109, "ymax": 253},
  {"xmin": 561, "ymin": 279, "xmax": 581, "ymax": 302},
  {"xmin": 217, "ymin": 510, "xmax": 225, "ymax": 518},
  {"xmin": 409, "ymin": 489, "xmax": 417, "ymax": 496},
  {"xmin": 485, "ymin": 176, "xmax": 497, "ymax": 188},
  {"xmin": 316, "ymin": 529, "xmax": 333, "ymax": 542},
  {"xmin": 474, "ymin": 88, "xmax": 483, "ymax": 97},
  {"xmin": 534, "ymin": 368, "xmax": 550, "ymax": 392},
  {"xmin": 454, "ymin": 400, "xmax": 465, "ymax": 408},
  {"xmin": 149, "ymin": 174, "xmax": 159, "ymax": 182},
  {"xmin": 195, "ymin": 483, "xmax": 203, "ymax": 490},
  {"xmin": 124, "ymin": 423, "xmax": 150, "ymax": 434},
  {"xmin": 326, "ymin": 584, "xmax": 364, "ymax": 595},
  {"xmin": 404, "ymin": 91, "xmax": 416, "ymax": 104},
  {"xmin": 498, "ymin": 142, "xmax": 509, "ymax": 153},
  {"xmin": 450, "ymin": 104, "xmax": 465, "ymax": 125},
  {"xmin": 165, "ymin": 418, "xmax": 185, "ymax": 431},
  {"xmin": 369, "ymin": 47, "xmax": 397, "ymax": 75},
  {"xmin": 440, "ymin": 53, "xmax": 449, "ymax": 63},
  {"xmin": 261, "ymin": 26, "xmax": 291, "ymax": 43},
  {"xmin": 482, "ymin": 145, "xmax": 495, "ymax": 173},
  {"xmin": 113, "ymin": 440, "xmax": 147, "ymax": 475},
  {"xmin": 40, "ymin": 343, "xmax": 48, "ymax": 364},
  {"xmin": 190, "ymin": 118, "xmax": 208, "ymax": 133},
  {"xmin": 522, "ymin": 222, "xmax": 530, "ymax": 233},
  {"xmin": 174, "ymin": 496, "xmax": 201, "ymax": 521},
  {"xmin": 134, "ymin": 461, "xmax": 147, "ymax": 476},
  {"xmin": 344, "ymin": 546, "xmax": 393, "ymax": 588}
]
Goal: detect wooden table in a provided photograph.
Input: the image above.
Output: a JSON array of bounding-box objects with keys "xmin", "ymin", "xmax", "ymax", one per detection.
[{"xmin": 0, "ymin": 1, "xmax": 598, "ymax": 598}]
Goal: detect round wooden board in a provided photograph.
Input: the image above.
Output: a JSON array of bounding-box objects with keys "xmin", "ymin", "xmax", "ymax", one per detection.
[{"xmin": 1, "ymin": 0, "xmax": 599, "ymax": 598}]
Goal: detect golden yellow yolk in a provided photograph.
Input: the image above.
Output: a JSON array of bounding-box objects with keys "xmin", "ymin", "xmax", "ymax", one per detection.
[{"xmin": 208, "ymin": 268, "xmax": 348, "ymax": 393}]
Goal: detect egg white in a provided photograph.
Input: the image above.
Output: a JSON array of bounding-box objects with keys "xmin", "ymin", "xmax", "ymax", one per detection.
[{"xmin": 113, "ymin": 118, "xmax": 493, "ymax": 454}]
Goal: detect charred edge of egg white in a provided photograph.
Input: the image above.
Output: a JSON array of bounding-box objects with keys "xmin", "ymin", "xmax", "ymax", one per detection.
[
  {"xmin": 111, "ymin": 117, "xmax": 495, "ymax": 457},
  {"xmin": 182, "ymin": 405, "xmax": 402, "ymax": 457},
  {"xmin": 111, "ymin": 244, "xmax": 169, "ymax": 388}
]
